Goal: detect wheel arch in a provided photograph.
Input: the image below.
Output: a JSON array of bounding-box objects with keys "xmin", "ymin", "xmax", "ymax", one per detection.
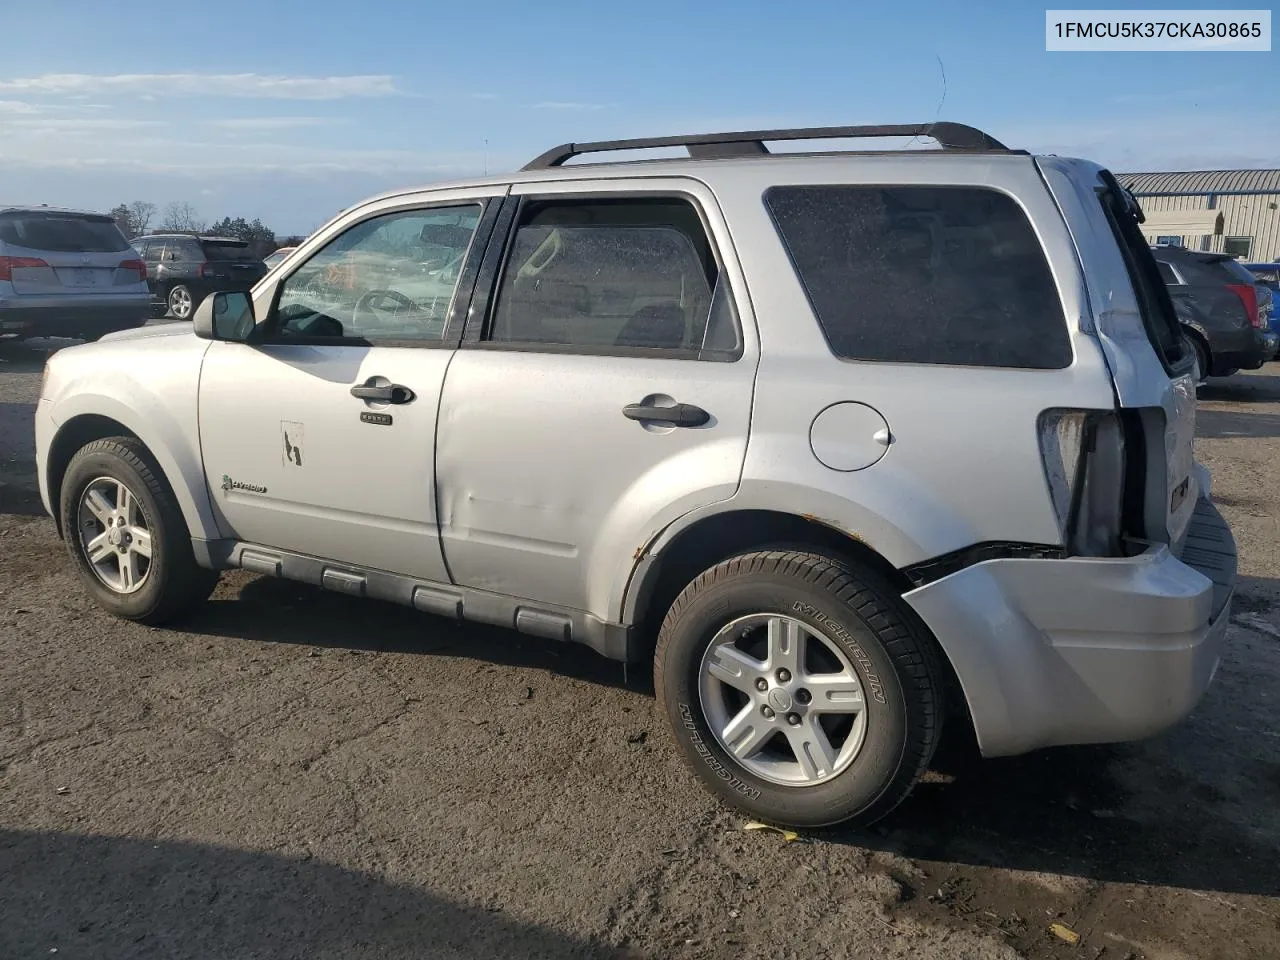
[
  {"xmin": 45, "ymin": 404, "xmax": 216, "ymax": 543},
  {"xmin": 623, "ymin": 507, "xmax": 975, "ymax": 741},
  {"xmin": 624, "ymin": 508, "xmax": 916, "ymax": 635}
]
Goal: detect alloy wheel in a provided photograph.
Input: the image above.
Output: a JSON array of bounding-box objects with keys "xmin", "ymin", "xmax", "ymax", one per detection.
[
  {"xmin": 698, "ymin": 613, "xmax": 868, "ymax": 787},
  {"xmin": 76, "ymin": 477, "xmax": 153, "ymax": 594}
]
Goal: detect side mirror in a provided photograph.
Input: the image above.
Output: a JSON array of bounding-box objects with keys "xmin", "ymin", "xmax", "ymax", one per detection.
[{"xmin": 193, "ymin": 291, "xmax": 256, "ymax": 342}]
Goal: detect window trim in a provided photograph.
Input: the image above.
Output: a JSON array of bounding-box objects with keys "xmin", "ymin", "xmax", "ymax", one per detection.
[
  {"xmin": 1223, "ymin": 236, "xmax": 1253, "ymax": 259},
  {"xmin": 253, "ymin": 197, "xmax": 500, "ymax": 350},
  {"xmin": 463, "ymin": 191, "xmax": 745, "ymax": 362},
  {"xmin": 762, "ymin": 182, "xmax": 1075, "ymax": 371},
  {"xmin": 1155, "ymin": 258, "xmax": 1185, "ymax": 285}
]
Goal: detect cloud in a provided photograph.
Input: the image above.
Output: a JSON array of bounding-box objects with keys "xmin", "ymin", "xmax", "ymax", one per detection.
[
  {"xmin": 0, "ymin": 100, "xmax": 39, "ymax": 114},
  {"xmin": 207, "ymin": 116, "xmax": 340, "ymax": 130},
  {"xmin": 1, "ymin": 117, "xmax": 163, "ymax": 132},
  {"xmin": 0, "ymin": 73, "xmax": 399, "ymax": 100},
  {"xmin": 471, "ymin": 93, "xmax": 499, "ymax": 100},
  {"xmin": 531, "ymin": 101, "xmax": 606, "ymax": 111}
]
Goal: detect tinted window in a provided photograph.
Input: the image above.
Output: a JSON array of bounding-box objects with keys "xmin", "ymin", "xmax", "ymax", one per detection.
[
  {"xmin": 273, "ymin": 204, "xmax": 482, "ymax": 343},
  {"xmin": 488, "ymin": 198, "xmax": 740, "ymax": 360},
  {"xmin": 0, "ymin": 213, "xmax": 130, "ymax": 253},
  {"xmin": 1156, "ymin": 260, "xmax": 1179, "ymax": 284},
  {"xmin": 201, "ymin": 240, "xmax": 254, "ymax": 261},
  {"xmin": 1217, "ymin": 258, "xmax": 1262, "ymax": 285},
  {"xmin": 765, "ymin": 186, "xmax": 1071, "ymax": 369}
]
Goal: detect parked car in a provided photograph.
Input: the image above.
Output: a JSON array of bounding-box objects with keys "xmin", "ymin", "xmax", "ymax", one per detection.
[
  {"xmin": 1242, "ymin": 262, "xmax": 1280, "ymax": 354},
  {"xmin": 0, "ymin": 206, "xmax": 150, "ymax": 342},
  {"xmin": 1151, "ymin": 245, "xmax": 1276, "ymax": 381},
  {"xmin": 133, "ymin": 234, "xmax": 268, "ymax": 320},
  {"xmin": 262, "ymin": 246, "xmax": 296, "ymax": 270},
  {"xmin": 34, "ymin": 122, "xmax": 1235, "ymax": 828}
]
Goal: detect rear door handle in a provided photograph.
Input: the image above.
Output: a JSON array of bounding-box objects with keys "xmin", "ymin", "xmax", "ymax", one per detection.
[
  {"xmin": 622, "ymin": 401, "xmax": 710, "ymax": 428},
  {"xmin": 350, "ymin": 378, "xmax": 416, "ymax": 404}
]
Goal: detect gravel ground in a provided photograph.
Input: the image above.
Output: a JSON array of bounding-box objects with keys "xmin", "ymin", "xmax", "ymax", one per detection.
[{"xmin": 1, "ymin": 335, "xmax": 1278, "ymax": 960}]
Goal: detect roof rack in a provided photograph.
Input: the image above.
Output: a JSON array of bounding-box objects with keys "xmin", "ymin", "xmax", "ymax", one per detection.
[{"xmin": 522, "ymin": 122, "xmax": 1011, "ymax": 170}]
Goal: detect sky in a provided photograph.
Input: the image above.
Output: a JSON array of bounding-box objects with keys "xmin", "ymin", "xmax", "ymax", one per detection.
[{"xmin": 1, "ymin": 0, "xmax": 1276, "ymax": 235}]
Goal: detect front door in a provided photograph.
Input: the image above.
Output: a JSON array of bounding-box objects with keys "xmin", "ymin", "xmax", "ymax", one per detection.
[
  {"xmin": 198, "ymin": 192, "xmax": 500, "ymax": 581},
  {"xmin": 435, "ymin": 182, "xmax": 758, "ymax": 620}
]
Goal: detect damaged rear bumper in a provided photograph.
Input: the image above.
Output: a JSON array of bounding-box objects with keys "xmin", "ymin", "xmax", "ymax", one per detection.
[{"xmin": 904, "ymin": 497, "xmax": 1236, "ymax": 757}]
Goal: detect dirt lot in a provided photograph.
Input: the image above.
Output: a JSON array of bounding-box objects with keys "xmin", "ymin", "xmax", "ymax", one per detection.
[{"xmin": 2, "ymin": 337, "xmax": 1278, "ymax": 960}]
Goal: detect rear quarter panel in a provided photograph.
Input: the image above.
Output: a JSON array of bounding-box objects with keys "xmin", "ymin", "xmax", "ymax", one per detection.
[{"xmin": 660, "ymin": 155, "xmax": 1117, "ymax": 569}]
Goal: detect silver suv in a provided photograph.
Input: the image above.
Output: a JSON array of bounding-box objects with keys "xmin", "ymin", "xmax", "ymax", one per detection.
[
  {"xmin": 0, "ymin": 206, "xmax": 150, "ymax": 341},
  {"xmin": 34, "ymin": 123, "xmax": 1236, "ymax": 828}
]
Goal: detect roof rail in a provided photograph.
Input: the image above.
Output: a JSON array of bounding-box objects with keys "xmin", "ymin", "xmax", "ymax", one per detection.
[{"xmin": 522, "ymin": 122, "xmax": 1010, "ymax": 170}]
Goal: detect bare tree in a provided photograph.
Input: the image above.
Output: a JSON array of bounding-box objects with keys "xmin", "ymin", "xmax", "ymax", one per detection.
[
  {"xmin": 159, "ymin": 201, "xmax": 205, "ymax": 234},
  {"xmin": 127, "ymin": 200, "xmax": 156, "ymax": 237}
]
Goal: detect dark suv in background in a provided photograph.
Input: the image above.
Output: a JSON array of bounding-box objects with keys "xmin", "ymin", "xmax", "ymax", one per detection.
[
  {"xmin": 135, "ymin": 234, "xmax": 268, "ymax": 320},
  {"xmin": 1152, "ymin": 244, "xmax": 1276, "ymax": 383}
]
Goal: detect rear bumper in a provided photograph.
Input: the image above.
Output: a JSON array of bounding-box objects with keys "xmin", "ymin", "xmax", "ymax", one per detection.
[
  {"xmin": 1207, "ymin": 326, "xmax": 1273, "ymax": 373},
  {"xmin": 0, "ymin": 295, "xmax": 150, "ymax": 337},
  {"xmin": 905, "ymin": 497, "xmax": 1235, "ymax": 757}
]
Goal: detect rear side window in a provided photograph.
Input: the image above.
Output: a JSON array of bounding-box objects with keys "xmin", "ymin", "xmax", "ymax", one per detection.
[
  {"xmin": 0, "ymin": 213, "xmax": 131, "ymax": 253},
  {"xmin": 764, "ymin": 185, "xmax": 1072, "ymax": 369},
  {"xmin": 487, "ymin": 197, "xmax": 741, "ymax": 360}
]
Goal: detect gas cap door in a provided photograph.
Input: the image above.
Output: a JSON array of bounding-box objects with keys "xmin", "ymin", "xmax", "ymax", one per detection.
[{"xmin": 808, "ymin": 401, "xmax": 893, "ymax": 472}]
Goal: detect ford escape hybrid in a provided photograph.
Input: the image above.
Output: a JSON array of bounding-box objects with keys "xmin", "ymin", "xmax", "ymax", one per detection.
[{"xmin": 34, "ymin": 123, "xmax": 1236, "ymax": 828}]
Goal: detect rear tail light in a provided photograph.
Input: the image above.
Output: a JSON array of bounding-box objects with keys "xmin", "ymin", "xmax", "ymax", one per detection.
[
  {"xmin": 0, "ymin": 255, "xmax": 50, "ymax": 281},
  {"xmin": 118, "ymin": 258, "xmax": 146, "ymax": 282},
  {"xmin": 199, "ymin": 262, "xmax": 213, "ymax": 279},
  {"xmin": 1226, "ymin": 283, "xmax": 1264, "ymax": 328},
  {"xmin": 1038, "ymin": 409, "xmax": 1129, "ymax": 556}
]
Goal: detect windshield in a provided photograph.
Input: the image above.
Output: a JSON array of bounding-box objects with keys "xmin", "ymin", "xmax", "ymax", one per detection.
[
  {"xmin": 201, "ymin": 240, "xmax": 255, "ymax": 261},
  {"xmin": 0, "ymin": 213, "xmax": 131, "ymax": 253},
  {"xmin": 1219, "ymin": 258, "xmax": 1263, "ymax": 284}
]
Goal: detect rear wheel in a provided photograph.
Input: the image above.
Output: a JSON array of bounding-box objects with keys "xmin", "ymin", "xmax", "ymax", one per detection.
[
  {"xmin": 60, "ymin": 437, "xmax": 218, "ymax": 623},
  {"xmin": 167, "ymin": 284, "xmax": 195, "ymax": 320},
  {"xmin": 655, "ymin": 549, "xmax": 944, "ymax": 828}
]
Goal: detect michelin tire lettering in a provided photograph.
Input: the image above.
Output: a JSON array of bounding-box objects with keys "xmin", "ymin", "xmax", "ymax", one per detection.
[
  {"xmin": 792, "ymin": 602, "xmax": 888, "ymax": 704},
  {"xmin": 678, "ymin": 703, "xmax": 762, "ymax": 800}
]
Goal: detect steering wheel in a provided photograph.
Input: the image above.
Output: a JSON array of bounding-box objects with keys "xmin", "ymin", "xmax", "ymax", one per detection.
[{"xmin": 353, "ymin": 288, "xmax": 431, "ymax": 332}]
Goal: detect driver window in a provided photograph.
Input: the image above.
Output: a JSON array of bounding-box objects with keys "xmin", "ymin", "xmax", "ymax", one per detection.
[{"xmin": 272, "ymin": 204, "xmax": 482, "ymax": 343}]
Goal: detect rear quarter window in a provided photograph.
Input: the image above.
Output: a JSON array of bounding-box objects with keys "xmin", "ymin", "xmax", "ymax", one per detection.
[
  {"xmin": 764, "ymin": 185, "xmax": 1072, "ymax": 369},
  {"xmin": 0, "ymin": 213, "xmax": 130, "ymax": 253}
]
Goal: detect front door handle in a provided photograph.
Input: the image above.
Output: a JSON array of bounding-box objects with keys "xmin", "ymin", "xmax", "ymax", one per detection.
[
  {"xmin": 622, "ymin": 401, "xmax": 710, "ymax": 428},
  {"xmin": 350, "ymin": 378, "xmax": 416, "ymax": 404}
]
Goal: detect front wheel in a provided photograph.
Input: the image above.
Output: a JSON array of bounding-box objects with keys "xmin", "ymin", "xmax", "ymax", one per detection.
[
  {"xmin": 60, "ymin": 436, "xmax": 218, "ymax": 623},
  {"xmin": 655, "ymin": 550, "xmax": 944, "ymax": 828}
]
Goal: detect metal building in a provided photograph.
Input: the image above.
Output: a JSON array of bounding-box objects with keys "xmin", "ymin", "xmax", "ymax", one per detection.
[{"xmin": 1116, "ymin": 169, "xmax": 1280, "ymax": 263}]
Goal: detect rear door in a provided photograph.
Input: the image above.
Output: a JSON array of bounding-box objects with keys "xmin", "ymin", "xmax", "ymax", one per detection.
[
  {"xmin": 0, "ymin": 211, "xmax": 140, "ymax": 295},
  {"xmin": 434, "ymin": 180, "xmax": 756, "ymax": 620}
]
